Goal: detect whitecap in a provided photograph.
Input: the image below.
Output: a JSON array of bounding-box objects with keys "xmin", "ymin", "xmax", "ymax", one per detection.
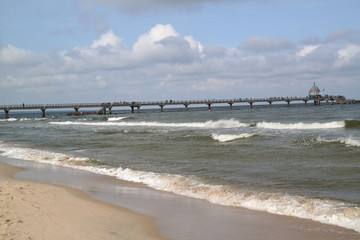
[
  {"xmin": 317, "ymin": 136, "xmax": 360, "ymax": 147},
  {"xmin": 211, "ymin": 133, "xmax": 255, "ymax": 142},
  {"xmin": 107, "ymin": 117, "xmax": 128, "ymax": 121},
  {"xmin": 50, "ymin": 119, "xmax": 249, "ymax": 129},
  {"xmin": 256, "ymin": 121, "xmax": 345, "ymax": 130}
]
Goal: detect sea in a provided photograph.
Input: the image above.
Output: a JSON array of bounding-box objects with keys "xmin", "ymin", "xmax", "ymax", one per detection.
[{"xmin": 0, "ymin": 102, "xmax": 359, "ymax": 233}]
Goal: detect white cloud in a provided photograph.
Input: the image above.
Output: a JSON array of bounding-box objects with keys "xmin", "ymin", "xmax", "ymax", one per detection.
[
  {"xmin": 0, "ymin": 44, "xmax": 42, "ymax": 65},
  {"xmin": 335, "ymin": 44, "xmax": 360, "ymax": 68},
  {"xmin": 1, "ymin": 24, "xmax": 360, "ymax": 103},
  {"xmin": 337, "ymin": 45, "xmax": 360, "ymax": 60},
  {"xmin": 184, "ymin": 36, "xmax": 204, "ymax": 54},
  {"xmin": 91, "ymin": 30, "xmax": 122, "ymax": 48},
  {"xmin": 297, "ymin": 45, "xmax": 319, "ymax": 57},
  {"xmin": 133, "ymin": 24, "xmax": 179, "ymax": 54},
  {"xmin": 132, "ymin": 24, "xmax": 203, "ymax": 63}
]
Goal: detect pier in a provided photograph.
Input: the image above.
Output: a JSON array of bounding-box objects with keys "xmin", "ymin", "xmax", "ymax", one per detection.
[{"xmin": 0, "ymin": 96, "xmax": 358, "ymax": 118}]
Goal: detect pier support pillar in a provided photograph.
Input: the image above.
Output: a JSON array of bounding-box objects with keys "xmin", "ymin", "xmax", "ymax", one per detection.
[
  {"xmin": 207, "ymin": 104, "xmax": 212, "ymax": 111},
  {"xmin": 137, "ymin": 106, "xmax": 140, "ymax": 113},
  {"xmin": 4, "ymin": 109, "xmax": 9, "ymax": 119},
  {"xmin": 41, "ymin": 108, "xmax": 46, "ymax": 118},
  {"xmin": 102, "ymin": 108, "xmax": 107, "ymax": 115},
  {"xmin": 109, "ymin": 107, "xmax": 112, "ymax": 114},
  {"xmin": 131, "ymin": 106, "xmax": 135, "ymax": 113},
  {"xmin": 228, "ymin": 103, "xmax": 233, "ymax": 110},
  {"xmin": 314, "ymin": 100, "xmax": 321, "ymax": 106}
]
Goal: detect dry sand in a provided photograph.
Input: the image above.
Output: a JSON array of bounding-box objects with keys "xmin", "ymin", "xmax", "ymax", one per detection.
[{"xmin": 0, "ymin": 162, "xmax": 166, "ymax": 240}]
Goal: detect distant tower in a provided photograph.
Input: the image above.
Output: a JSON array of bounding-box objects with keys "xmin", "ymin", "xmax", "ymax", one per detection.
[{"xmin": 308, "ymin": 82, "xmax": 322, "ymax": 99}]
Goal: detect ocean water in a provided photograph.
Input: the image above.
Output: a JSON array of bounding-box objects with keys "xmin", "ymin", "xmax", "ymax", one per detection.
[{"xmin": 1, "ymin": 103, "xmax": 359, "ymax": 232}]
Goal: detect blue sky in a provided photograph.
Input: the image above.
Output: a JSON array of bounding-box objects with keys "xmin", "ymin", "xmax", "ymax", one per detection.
[{"xmin": 1, "ymin": 0, "xmax": 360, "ymax": 104}]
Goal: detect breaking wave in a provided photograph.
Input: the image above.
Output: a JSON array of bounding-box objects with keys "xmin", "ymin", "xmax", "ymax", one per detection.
[
  {"xmin": 0, "ymin": 118, "xmax": 46, "ymax": 122},
  {"xmin": 256, "ymin": 121, "xmax": 345, "ymax": 130},
  {"xmin": 0, "ymin": 143, "xmax": 90, "ymax": 166},
  {"xmin": 0, "ymin": 142, "xmax": 359, "ymax": 233},
  {"xmin": 317, "ymin": 136, "xmax": 360, "ymax": 147},
  {"xmin": 0, "ymin": 118, "xmax": 18, "ymax": 122},
  {"xmin": 107, "ymin": 117, "xmax": 128, "ymax": 121},
  {"xmin": 50, "ymin": 119, "xmax": 249, "ymax": 129},
  {"xmin": 211, "ymin": 133, "xmax": 255, "ymax": 142}
]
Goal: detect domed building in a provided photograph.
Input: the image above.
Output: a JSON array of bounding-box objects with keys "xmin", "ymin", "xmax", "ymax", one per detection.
[{"xmin": 308, "ymin": 82, "xmax": 322, "ymax": 99}]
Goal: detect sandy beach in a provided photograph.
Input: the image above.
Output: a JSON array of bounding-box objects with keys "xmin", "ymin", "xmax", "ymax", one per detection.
[{"xmin": 0, "ymin": 162, "xmax": 166, "ymax": 240}]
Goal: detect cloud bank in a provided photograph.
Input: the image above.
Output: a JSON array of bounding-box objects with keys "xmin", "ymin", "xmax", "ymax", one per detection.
[{"xmin": 1, "ymin": 24, "xmax": 360, "ymax": 103}]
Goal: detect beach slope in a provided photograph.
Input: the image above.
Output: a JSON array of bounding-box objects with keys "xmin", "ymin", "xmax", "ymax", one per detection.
[{"xmin": 0, "ymin": 163, "xmax": 165, "ymax": 240}]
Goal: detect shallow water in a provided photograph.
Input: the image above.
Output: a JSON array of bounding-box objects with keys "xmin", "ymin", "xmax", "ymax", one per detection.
[{"xmin": 1, "ymin": 103, "xmax": 359, "ymax": 232}]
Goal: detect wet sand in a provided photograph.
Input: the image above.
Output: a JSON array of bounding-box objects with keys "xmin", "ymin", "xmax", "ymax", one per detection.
[
  {"xmin": 1, "ymin": 157, "xmax": 360, "ymax": 240},
  {"xmin": 0, "ymin": 162, "xmax": 166, "ymax": 240}
]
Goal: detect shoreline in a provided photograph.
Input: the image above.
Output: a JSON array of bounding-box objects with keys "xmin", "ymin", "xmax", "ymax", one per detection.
[
  {"xmin": 0, "ymin": 162, "xmax": 166, "ymax": 240},
  {"xmin": 1, "ymin": 157, "xmax": 360, "ymax": 240}
]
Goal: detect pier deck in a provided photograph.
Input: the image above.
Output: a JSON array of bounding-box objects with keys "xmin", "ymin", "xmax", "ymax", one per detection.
[{"xmin": 1, "ymin": 96, "xmax": 357, "ymax": 118}]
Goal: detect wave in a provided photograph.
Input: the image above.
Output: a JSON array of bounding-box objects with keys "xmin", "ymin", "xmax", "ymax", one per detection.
[
  {"xmin": 50, "ymin": 119, "xmax": 249, "ymax": 129},
  {"xmin": 0, "ymin": 118, "xmax": 18, "ymax": 122},
  {"xmin": 107, "ymin": 117, "xmax": 128, "ymax": 121},
  {"xmin": 211, "ymin": 133, "xmax": 255, "ymax": 142},
  {"xmin": 317, "ymin": 136, "xmax": 360, "ymax": 147},
  {"xmin": 68, "ymin": 166, "xmax": 360, "ymax": 233},
  {"xmin": 256, "ymin": 121, "xmax": 345, "ymax": 130},
  {"xmin": 0, "ymin": 142, "xmax": 359, "ymax": 233},
  {"xmin": 0, "ymin": 118, "xmax": 46, "ymax": 122},
  {"xmin": 0, "ymin": 143, "xmax": 90, "ymax": 165}
]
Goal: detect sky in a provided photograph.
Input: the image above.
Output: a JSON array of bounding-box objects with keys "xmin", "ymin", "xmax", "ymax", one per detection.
[{"xmin": 1, "ymin": 0, "xmax": 360, "ymax": 104}]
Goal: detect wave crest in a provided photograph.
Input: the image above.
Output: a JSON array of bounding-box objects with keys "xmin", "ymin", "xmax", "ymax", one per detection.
[
  {"xmin": 50, "ymin": 119, "xmax": 249, "ymax": 129},
  {"xmin": 256, "ymin": 121, "xmax": 345, "ymax": 130},
  {"xmin": 107, "ymin": 117, "xmax": 128, "ymax": 121},
  {"xmin": 0, "ymin": 144, "xmax": 90, "ymax": 165},
  {"xmin": 317, "ymin": 136, "xmax": 360, "ymax": 147},
  {"xmin": 211, "ymin": 133, "xmax": 255, "ymax": 142}
]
